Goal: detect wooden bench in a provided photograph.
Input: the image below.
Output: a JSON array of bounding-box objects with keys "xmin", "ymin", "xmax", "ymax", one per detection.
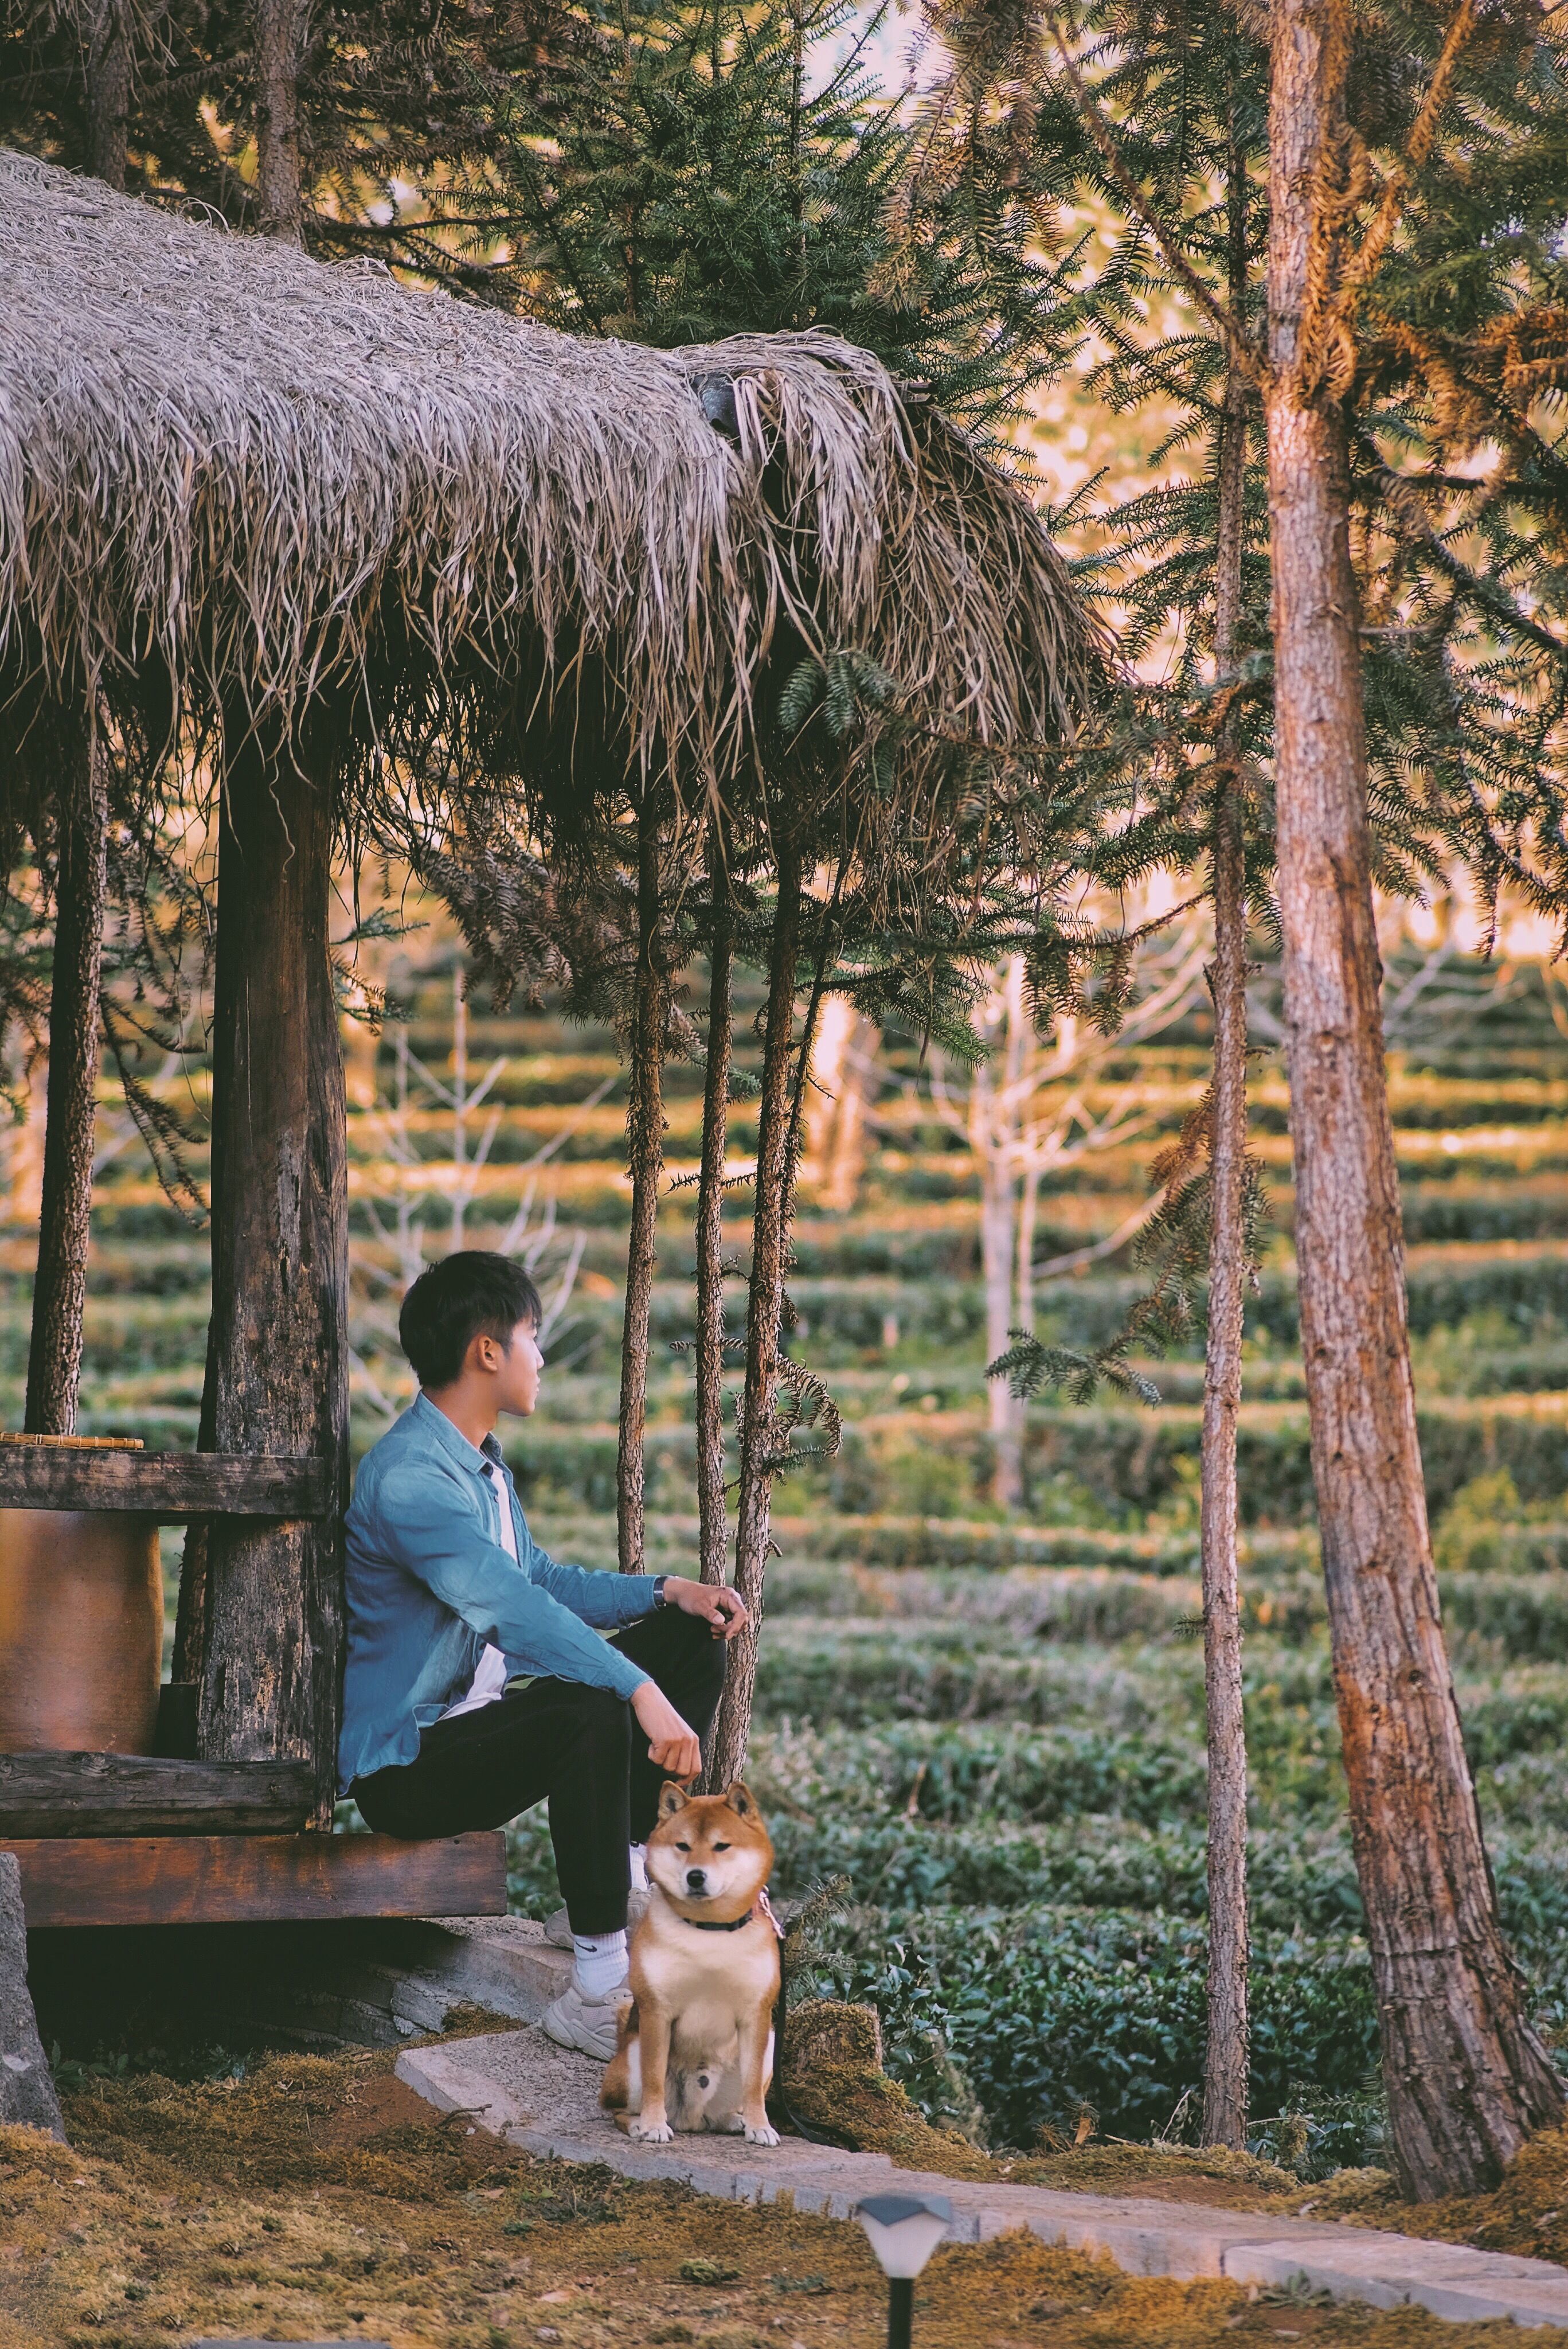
[
  {"xmin": 0, "ymin": 1451, "xmax": 507, "ymax": 1927},
  {"xmin": 7, "ymin": 1829, "xmax": 506, "ymax": 1926}
]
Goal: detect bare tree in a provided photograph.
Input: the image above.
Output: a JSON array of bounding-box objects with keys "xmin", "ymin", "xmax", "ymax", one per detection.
[
  {"xmin": 800, "ymin": 995, "xmax": 878, "ymax": 1213},
  {"xmin": 926, "ymin": 930, "xmax": 1206, "ymax": 1508}
]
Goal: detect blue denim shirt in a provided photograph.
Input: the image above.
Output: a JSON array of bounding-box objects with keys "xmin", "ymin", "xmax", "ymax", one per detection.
[{"xmin": 338, "ymin": 1392, "xmax": 658, "ymax": 1791}]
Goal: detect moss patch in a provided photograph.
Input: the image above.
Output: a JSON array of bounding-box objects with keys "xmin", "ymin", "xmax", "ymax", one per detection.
[
  {"xmin": 780, "ymin": 2002, "xmax": 1301, "ymax": 2206},
  {"xmin": 1011, "ymin": 2140, "xmax": 1303, "ymax": 2204},
  {"xmin": 781, "ymin": 2000, "xmax": 995, "ymax": 2179},
  {"xmin": 1289, "ymin": 2130, "xmax": 1568, "ymax": 2268}
]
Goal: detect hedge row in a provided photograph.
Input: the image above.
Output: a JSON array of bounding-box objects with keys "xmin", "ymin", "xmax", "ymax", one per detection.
[
  {"xmin": 749, "ymin": 1577, "xmax": 1568, "ymax": 1712},
  {"xmin": 822, "ymin": 1903, "xmax": 1382, "ymax": 2155},
  {"xmin": 502, "ymin": 1393, "xmax": 1568, "ymax": 1524}
]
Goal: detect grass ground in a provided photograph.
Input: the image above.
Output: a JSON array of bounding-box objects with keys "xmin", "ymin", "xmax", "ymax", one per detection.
[{"xmin": 6, "ymin": 2042, "xmax": 1562, "ymax": 2349}]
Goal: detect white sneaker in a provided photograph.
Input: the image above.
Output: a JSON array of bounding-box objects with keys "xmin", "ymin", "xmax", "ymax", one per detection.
[
  {"xmin": 538, "ymin": 1979, "xmax": 630, "ymax": 2062},
  {"xmin": 544, "ymin": 1887, "xmax": 651, "ymax": 1949}
]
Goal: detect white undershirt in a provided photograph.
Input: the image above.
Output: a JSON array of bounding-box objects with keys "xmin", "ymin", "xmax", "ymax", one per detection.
[{"xmin": 439, "ymin": 1460, "xmax": 517, "ymax": 1720}]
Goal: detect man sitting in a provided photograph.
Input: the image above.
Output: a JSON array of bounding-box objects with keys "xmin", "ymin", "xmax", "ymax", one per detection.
[{"xmin": 339, "ymin": 1250, "xmax": 747, "ymax": 2058}]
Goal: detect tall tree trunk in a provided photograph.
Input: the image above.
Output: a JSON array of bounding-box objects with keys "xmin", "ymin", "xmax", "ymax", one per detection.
[
  {"xmin": 84, "ymin": 1, "xmax": 131, "ymax": 189},
  {"xmin": 1200, "ymin": 328, "xmax": 1251, "ymax": 2151},
  {"xmin": 617, "ymin": 802, "xmax": 668, "ymax": 1574},
  {"xmin": 197, "ymin": 703, "xmax": 348, "ymax": 1824},
  {"xmin": 694, "ymin": 841, "xmax": 733, "ymax": 1590},
  {"xmin": 254, "ymin": 0, "xmax": 308, "ymax": 240},
  {"xmin": 1266, "ymin": 0, "xmax": 1562, "ymax": 2196},
  {"xmin": 706, "ymin": 832, "xmax": 802, "ymax": 1787},
  {"xmin": 24, "ymin": 713, "xmax": 108, "ymax": 1438},
  {"xmin": 978, "ymin": 961, "xmax": 1027, "ymax": 1509}
]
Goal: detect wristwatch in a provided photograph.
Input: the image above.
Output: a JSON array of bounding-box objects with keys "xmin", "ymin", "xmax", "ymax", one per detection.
[{"xmin": 652, "ymin": 1574, "xmax": 668, "ymax": 1609}]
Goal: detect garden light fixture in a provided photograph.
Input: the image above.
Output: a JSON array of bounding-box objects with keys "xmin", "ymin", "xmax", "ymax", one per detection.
[{"xmin": 854, "ymin": 2192, "xmax": 953, "ymax": 2348}]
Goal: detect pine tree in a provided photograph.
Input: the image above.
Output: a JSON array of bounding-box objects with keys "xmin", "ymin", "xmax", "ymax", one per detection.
[{"xmin": 921, "ymin": 0, "xmax": 1568, "ymax": 2190}]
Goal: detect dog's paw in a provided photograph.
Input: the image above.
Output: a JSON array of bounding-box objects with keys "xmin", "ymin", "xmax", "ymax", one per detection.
[
  {"xmin": 744, "ymin": 2117, "xmax": 781, "ymax": 2147},
  {"xmin": 628, "ymin": 2116, "xmax": 674, "ymax": 2144}
]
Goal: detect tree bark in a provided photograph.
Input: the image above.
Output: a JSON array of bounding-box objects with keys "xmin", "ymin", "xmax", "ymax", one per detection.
[
  {"xmin": 617, "ymin": 802, "xmax": 668, "ymax": 1574},
  {"xmin": 1200, "ymin": 341, "xmax": 1251, "ymax": 2152},
  {"xmin": 25, "ymin": 714, "xmax": 108, "ymax": 1439},
  {"xmin": 1267, "ymin": 0, "xmax": 1563, "ymax": 2196},
  {"xmin": 84, "ymin": 1, "xmax": 132, "ymax": 190},
  {"xmin": 254, "ymin": 0, "xmax": 308, "ymax": 239},
  {"xmin": 694, "ymin": 842, "xmax": 734, "ymax": 1590},
  {"xmin": 706, "ymin": 832, "xmax": 802, "ymax": 1786},
  {"xmin": 197, "ymin": 702, "xmax": 348, "ymax": 1826}
]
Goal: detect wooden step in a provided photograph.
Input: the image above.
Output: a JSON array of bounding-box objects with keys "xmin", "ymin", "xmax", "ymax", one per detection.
[
  {"xmin": 6, "ymin": 1830, "xmax": 507, "ymax": 1927},
  {"xmin": 0, "ymin": 1752, "xmax": 315, "ymax": 1837}
]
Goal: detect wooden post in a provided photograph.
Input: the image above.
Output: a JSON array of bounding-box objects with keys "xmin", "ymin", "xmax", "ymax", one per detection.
[
  {"xmin": 196, "ymin": 702, "xmax": 348, "ymax": 1825},
  {"xmin": 25, "ymin": 711, "xmax": 108, "ymax": 1439}
]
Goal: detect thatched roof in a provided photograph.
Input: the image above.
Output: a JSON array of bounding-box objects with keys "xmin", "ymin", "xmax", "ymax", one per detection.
[{"xmin": 0, "ymin": 148, "xmax": 1096, "ymax": 786}]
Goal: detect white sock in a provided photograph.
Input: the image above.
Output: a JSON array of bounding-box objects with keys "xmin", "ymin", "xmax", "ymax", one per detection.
[
  {"xmin": 572, "ymin": 1929, "xmax": 628, "ymax": 2000},
  {"xmin": 629, "ymin": 1842, "xmax": 649, "ymax": 1892}
]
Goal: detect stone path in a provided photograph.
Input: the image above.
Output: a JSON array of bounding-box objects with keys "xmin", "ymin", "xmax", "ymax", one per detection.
[{"xmin": 397, "ymin": 2012, "xmax": 1568, "ymax": 2330}]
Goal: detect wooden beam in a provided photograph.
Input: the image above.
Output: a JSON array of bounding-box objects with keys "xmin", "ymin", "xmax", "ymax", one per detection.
[
  {"xmin": 0, "ymin": 1753, "xmax": 313, "ymax": 1837},
  {"xmin": 198, "ymin": 703, "xmax": 350, "ymax": 1824},
  {"xmin": 5, "ymin": 1831, "xmax": 506, "ymax": 1927},
  {"xmin": 0, "ymin": 1450, "xmax": 333, "ymax": 1517}
]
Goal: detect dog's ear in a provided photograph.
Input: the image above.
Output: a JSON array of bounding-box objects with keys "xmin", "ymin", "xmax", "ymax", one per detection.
[
  {"xmin": 658, "ymin": 1781, "xmax": 690, "ymax": 1819},
  {"xmin": 724, "ymin": 1780, "xmax": 757, "ymax": 1818}
]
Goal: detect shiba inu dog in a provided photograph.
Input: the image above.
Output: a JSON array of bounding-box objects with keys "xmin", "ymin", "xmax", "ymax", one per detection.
[{"xmin": 600, "ymin": 1780, "xmax": 781, "ymax": 2146}]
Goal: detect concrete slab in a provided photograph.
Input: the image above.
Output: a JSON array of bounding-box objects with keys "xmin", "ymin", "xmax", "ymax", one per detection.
[{"xmin": 396, "ymin": 2024, "xmax": 1568, "ymax": 2328}]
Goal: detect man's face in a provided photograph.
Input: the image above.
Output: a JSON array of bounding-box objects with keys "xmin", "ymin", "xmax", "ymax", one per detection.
[{"xmin": 486, "ymin": 1317, "xmax": 543, "ymax": 1417}]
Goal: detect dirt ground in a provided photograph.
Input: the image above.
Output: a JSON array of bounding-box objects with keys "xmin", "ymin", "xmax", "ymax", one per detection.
[{"xmin": 0, "ymin": 2043, "xmax": 1554, "ymax": 2349}]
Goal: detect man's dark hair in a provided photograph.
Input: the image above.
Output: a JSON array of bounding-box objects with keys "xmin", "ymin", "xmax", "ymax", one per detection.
[{"xmin": 398, "ymin": 1252, "xmax": 543, "ymax": 1389}]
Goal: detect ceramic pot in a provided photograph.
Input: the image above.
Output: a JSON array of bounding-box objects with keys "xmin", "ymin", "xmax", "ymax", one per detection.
[{"xmin": 0, "ymin": 1441, "xmax": 161, "ymax": 1753}]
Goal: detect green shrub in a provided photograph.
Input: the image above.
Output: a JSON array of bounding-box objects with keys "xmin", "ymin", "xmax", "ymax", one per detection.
[{"xmin": 814, "ymin": 1905, "xmax": 1382, "ymax": 2153}]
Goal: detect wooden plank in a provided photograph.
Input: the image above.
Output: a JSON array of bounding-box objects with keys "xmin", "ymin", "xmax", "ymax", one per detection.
[
  {"xmin": 0, "ymin": 1450, "xmax": 333, "ymax": 1517},
  {"xmin": 5, "ymin": 1832, "xmax": 507, "ymax": 1927},
  {"xmin": 0, "ymin": 1753, "xmax": 314, "ymax": 1837}
]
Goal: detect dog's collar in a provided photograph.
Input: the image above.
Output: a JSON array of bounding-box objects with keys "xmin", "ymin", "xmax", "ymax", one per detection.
[{"xmin": 668, "ymin": 1888, "xmax": 785, "ymax": 1940}]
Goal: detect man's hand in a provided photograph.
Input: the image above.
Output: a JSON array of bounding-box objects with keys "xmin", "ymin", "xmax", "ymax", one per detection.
[
  {"xmin": 660, "ymin": 1577, "xmax": 749, "ymax": 1640},
  {"xmin": 632, "ymin": 1681, "xmax": 703, "ymax": 1782}
]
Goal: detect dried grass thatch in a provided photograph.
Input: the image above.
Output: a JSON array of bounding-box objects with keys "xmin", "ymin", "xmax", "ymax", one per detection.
[{"xmin": 0, "ymin": 149, "xmax": 1096, "ymax": 792}]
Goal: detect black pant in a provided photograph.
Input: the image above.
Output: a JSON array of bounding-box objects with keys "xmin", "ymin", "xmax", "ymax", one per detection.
[{"xmin": 351, "ymin": 1607, "xmax": 726, "ymax": 1937}]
